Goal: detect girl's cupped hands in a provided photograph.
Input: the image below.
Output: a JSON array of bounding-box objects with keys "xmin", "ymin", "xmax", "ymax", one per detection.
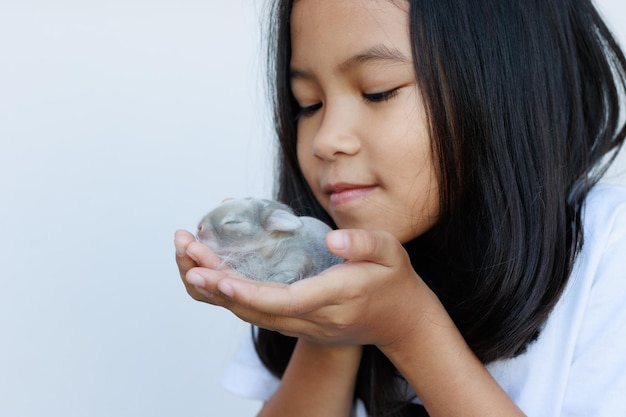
[{"xmin": 174, "ymin": 228, "xmax": 442, "ymax": 350}]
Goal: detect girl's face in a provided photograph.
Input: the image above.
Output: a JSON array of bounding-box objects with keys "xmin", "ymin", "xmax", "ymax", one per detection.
[{"xmin": 291, "ymin": 0, "xmax": 440, "ymax": 243}]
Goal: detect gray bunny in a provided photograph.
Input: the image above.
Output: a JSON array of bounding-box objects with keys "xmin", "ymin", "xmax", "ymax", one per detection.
[{"xmin": 196, "ymin": 198, "xmax": 344, "ymax": 283}]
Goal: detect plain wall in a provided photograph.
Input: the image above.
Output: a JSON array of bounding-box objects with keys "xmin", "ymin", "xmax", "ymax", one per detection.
[{"xmin": 0, "ymin": 1, "xmax": 624, "ymax": 416}]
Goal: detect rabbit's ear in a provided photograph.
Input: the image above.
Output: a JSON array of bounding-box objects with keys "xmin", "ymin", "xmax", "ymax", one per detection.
[{"xmin": 264, "ymin": 209, "xmax": 303, "ymax": 232}]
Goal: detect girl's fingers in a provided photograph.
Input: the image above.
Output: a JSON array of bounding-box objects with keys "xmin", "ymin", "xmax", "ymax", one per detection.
[
  {"xmin": 220, "ymin": 286, "xmax": 334, "ymax": 340},
  {"xmin": 174, "ymin": 229, "xmax": 195, "ymax": 254},
  {"xmin": 201, "ymin": 229, "xmax": 407, "ymax": 316},
  {"xmin": 217, "ymin": 273, "xmax": 373, "ymax": 343},
  {"xmin": 185, "ymin": 269, "xmax": 317, "ymax": 335},
  {"xmin": 174, "ymin": 229, "xmax": 198, "ymax": 275},
  {"xmin": 174, "ymin": 230, "xmax": 196, "ymax": 267},
  {"xmin": 326, "ymin": 229, "xmax": 407, "ymax": 267},
  {"xmin": 175, "ymin": 228, "xmax": 225, "ymax": 271},
  {"xmin": 215, "ymin": 274, "xmax": 303, "ymax": 314},
  {"xmin": 185, "ymin": 240, "xmax": 224, "ymax": 269},
  {"xmin": 176, "ymin": 229, "xmax": 229, "ymax": 303},
  {"xmin": 212, "ymin": 265, "xmax": 355, "ymax": 317}
]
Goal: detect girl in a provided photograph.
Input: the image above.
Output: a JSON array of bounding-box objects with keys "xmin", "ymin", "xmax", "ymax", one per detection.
[{"xmin": 175, "ymin": 0, "xmax": 626, "ymax": 415}]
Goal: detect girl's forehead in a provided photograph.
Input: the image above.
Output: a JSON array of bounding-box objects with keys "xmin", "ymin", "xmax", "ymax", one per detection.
[
  {"xmin": 291, "ymin": 0, "xmax": 408, "ymax": 26},
  {"xmin": 290, "ymin": 0, "xmax": 410, "ymax": 67}
]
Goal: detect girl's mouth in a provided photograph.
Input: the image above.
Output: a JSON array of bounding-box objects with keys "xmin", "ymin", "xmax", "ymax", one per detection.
[{"xmin": 324, "ymin": 183, "xmax": 377, "ymax": 206}]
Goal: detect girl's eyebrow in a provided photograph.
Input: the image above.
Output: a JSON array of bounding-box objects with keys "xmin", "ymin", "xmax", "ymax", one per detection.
[
  {"xmin": 290, "ymin": 44, "xmax": 411, "ymax": 80},
  {"xmin": 338, "ymin": 44, "xmax": 411, "ymax": 72}
]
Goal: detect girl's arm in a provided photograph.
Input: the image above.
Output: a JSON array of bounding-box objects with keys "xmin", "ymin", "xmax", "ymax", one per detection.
[
  {"xmin": 378, "ymin": 285, "xmax": 525, "ymax": 417},
  {"xmin": 180, "ymin": 228, "xmax": 525, "ymax": 416},
  {"xmin": 257, "ymin": 341, "xmax": 362, "ymax": 417},
  {"xmin": 175, "ymin": 230, "xmax": 362, "ymax": 416}
]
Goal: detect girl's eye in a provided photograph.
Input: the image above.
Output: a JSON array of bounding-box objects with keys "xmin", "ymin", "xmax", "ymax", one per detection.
[
  {"xmin": 295, "ymin": 102, "xmax": 323, "ymax": 120},
  {"xmin": 363, "ymin": 88, "xmax": 400, "ymax": 103},
  {"xmin": 293, "ymin": 87, "xmax": 400, "ymax": 120}
]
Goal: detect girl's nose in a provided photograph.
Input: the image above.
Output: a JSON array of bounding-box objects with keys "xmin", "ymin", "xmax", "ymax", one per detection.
[{"xmin": 311, "ymin": 102, "xmax": 361, "ymax": 161}]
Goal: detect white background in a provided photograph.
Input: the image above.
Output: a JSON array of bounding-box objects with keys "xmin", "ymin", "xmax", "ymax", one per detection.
[{"xmin": 1, "ymin": 1, "xmax": 624, "ymax": 416}]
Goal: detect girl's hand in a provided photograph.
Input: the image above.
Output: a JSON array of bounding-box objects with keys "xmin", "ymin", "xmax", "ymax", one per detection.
[
  {"xmin": 174, "ymin": 229, "xmax": 285, "ymax": 304},
  {"xmin": 182, "ymin": 228, "xmax": 440, "ymax": 349},
  {"xmin": 174, "ymin": 229, "xmax": 231, "ymax": 304}
]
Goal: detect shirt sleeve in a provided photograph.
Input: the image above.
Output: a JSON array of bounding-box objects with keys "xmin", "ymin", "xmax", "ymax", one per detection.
[
  {"xmin": 220, "ymin": 327, "xmax": 281, "ymax": 401},
  {"xmin": 561, "ymin": 189, "xmax": 626, "ymax": 416}
]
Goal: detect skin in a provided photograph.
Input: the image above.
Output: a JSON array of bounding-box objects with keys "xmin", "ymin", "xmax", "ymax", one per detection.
[
  {"xmin": 291, "ymin": 0, "xmax": 439, "ymax": 243},
  {"xmin": 175, "ymin": 0, "xmax": 526, "ymax": 415}
]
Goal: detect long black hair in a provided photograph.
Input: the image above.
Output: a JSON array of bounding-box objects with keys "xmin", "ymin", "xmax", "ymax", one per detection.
[{"xmin": 255, "ymin": 1, "xmax": 626, "ymax": 416}]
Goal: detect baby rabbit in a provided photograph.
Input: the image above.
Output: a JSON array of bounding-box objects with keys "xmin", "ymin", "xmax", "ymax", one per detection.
[{"xmin": 196, "ymin": 198, "xmax": 344, "ymax": 283}]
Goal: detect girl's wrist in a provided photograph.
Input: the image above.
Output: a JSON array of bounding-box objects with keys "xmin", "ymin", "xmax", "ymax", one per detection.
[
  {"xmin": 297, "ymin": 339, "xmax": 363, "ymax": 366},
  {"xmin": 376, "ymin": 285, "xmax": 455, "ymax": 366}
]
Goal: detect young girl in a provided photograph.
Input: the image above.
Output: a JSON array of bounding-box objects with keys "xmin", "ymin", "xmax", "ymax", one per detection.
[{"xmin": 175, "ymin": 0, "xmax": 626, "ymax": 415}]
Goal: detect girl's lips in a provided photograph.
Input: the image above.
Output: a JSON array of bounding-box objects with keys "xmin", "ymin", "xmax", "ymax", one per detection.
[{"xmin": 326, "ymin": 184, "xmax": 377, "ymax": 206}]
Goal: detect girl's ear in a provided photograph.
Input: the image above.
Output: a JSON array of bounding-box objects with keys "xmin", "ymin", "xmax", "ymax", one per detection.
[{"xmin": 265, "ymin": 209, "xmax": 303, "ymax": 232}]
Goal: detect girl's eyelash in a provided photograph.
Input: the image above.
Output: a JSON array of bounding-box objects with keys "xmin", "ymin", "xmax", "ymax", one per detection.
[
  {"xmin": 294, "ymin": 87, "xmax": 400, "ymax": 120},
  {"xmin": 295, "ymin": 102, "xmax": 322, "ymax": 120},
  {"xmin": 363, "ymin": 88, "xmax": 400, "ymax": 103}
]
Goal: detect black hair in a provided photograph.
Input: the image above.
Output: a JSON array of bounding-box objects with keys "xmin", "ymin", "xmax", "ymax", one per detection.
[{"xmin": 255, "ymin": 0, "xmax": 626, "ymax": 416}]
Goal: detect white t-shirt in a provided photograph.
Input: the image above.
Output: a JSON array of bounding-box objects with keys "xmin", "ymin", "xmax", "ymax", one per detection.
[{"xmin": 221, "ymin": 184, "xmax": 626, "ymax": 416}]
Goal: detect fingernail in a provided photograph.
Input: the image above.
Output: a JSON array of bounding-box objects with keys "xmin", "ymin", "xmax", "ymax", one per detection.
[
  {"xmin": 217, "ymin": 281, "xmax": 234, "ymax": 298},
  {"xmin": 186, "ymin": 272, "xmax": 205, "ymax": 287},
  {"xmin": 328, "ymin": 230, "xmax": 348, "ymax": 250},
  {"xmin": 194, "ymin": 286, "xmax": 213, "ymax": 299}
]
